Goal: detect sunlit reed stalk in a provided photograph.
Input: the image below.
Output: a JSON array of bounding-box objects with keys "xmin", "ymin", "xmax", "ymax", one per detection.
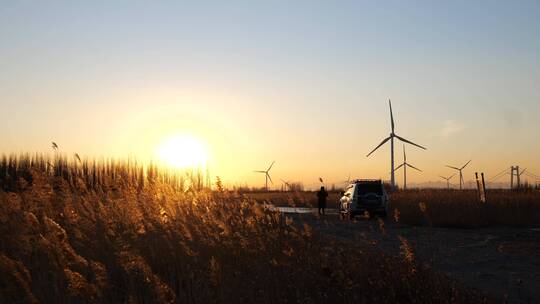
[{"xmin": 0, "ymin": 153, "xmax": 212, "ymax": 193}]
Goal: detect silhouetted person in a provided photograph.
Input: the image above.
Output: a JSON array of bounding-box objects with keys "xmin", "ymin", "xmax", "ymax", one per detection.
[{"xmin": 317, "ymin": 186, "xmax": 328, "ymax": 215}]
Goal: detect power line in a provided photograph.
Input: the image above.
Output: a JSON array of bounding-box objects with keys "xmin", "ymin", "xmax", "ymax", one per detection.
[
  {"xmin": 489, "ymin": 171, "xmax": 507, "ymax": 181},
  {"xmin": 489, "ymin": 173, "xmax": 508, "ymax": 183},
  {"xmin": 523, "ymin": 172, "xmax": 540, "ymax": 180},
  {"xmin": 526, "ymin": 171, "xmax": 539, "ymax": 179},
  {"xmin": 488, "ymin": 167, "xmax": 511, "ymax": 182}
]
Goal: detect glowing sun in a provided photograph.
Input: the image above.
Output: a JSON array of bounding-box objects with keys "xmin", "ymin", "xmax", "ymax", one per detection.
[{"xmin": 156, "ymin": 134, "xmax": 208, "ymax": 169}]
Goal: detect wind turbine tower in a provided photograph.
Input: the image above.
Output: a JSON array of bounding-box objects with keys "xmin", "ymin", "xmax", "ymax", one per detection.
[
  {"xmin": 254, "ymin": 161, "xmax": 275, "ymax": 191},
  {"xmin": 280, "ymin": 179, "xmax": 291, "ymax": 191},
  {"xmin": 439, "ymin": 174, "xmax": 455, "ymax": 189},
  {"xmin": 446, "ymin": 160, "xmax": 471, "ymax": 190},
  {"xmin": 393, "ymin": 145, "xmax": 422, "ymax": 190},
  {"xmin": 366, "ymin": 99, "xmax": 427, "ymax": 188}
]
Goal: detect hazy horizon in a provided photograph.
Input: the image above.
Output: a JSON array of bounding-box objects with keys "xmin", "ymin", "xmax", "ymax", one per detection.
[{"xmin": 2, "ymin": 1, "xmax": 540, "ymax": 188}]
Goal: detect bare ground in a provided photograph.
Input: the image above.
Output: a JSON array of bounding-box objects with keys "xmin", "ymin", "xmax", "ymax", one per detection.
[{"xmin": 284, "ymin": 208, "xmax": 540, "ymax": 304}]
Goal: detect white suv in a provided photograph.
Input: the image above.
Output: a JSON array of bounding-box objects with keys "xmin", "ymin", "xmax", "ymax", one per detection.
[{"xmin": 339, "ymin": 180, "xmax": 389, "ymax": 219}]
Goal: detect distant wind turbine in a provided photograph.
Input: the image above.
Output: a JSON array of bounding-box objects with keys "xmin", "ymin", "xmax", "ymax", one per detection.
[
  {"xmin": 439, "ymin": 174, "xmax": 455, "ymax": 189},
  {"xmin": 51, "ymin": 142, "xmax": 59, "ymax": 151},
  {"xmin": 366, "ymin": 99, "xmax": 426, "ymax": 187},
  {"xmin": 254, "ymin": 161, "xmax": 275, "ymax": 191},
  {"xmin": 280, "ymin": 179, "xmax": 291, "ymax": 191},
  {"xmin": 393, "ymin": 145, "xmax": 422, "ymax": 190},
  {"xmin": 446, "ymin": 160, "xmax": 471, "ymax": 190}
]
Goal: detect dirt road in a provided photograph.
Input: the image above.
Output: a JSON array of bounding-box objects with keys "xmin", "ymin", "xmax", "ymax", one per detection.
[{"xmin": 283, "ymin": 208, "xmax": 540, "ymax": 303}]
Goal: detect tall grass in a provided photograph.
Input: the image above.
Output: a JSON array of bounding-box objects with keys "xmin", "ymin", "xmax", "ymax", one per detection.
[
  {"xmin": 248, "ymin": 191, "xmax": 342, "ymax": 208},
  {"xmin": 250, "ymin": 189, "xmax": 540, "ymax": 228},
  {"xmin": 0, "ymin": 154, "xmax": 208, "ymax": 194},
  {"xmin": 391, "ymin": 189, "xmax": 540, "ymax": 228},
  {"xmin": 0, "ymin": 155, "xmax": 491, "ymax": 303}
]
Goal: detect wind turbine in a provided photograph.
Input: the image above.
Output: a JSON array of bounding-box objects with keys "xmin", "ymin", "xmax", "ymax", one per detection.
[
  {"xmin": 446, "ymin": 160, "xmax": 471, "ymax": 190},
  {"xmin": 280, "ymin": 179, "xmax": 291, "ymax": 191},
  {"xmin": 439, "ymin": 174, "xmax": 455, "ymax": 189},
  {"xmin": 254, "ymin": 161, "xmax": 275, "ymax": 191},
  {"xmin": 393, "ymin": 145, "xmax": 422, "ymax": 190},
  {"xmin": 366, "ymin": 99, "xmax": 427, "ymax": 188}
]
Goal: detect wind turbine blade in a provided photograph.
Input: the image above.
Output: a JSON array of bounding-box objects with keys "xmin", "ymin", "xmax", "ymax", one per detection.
[
  {"xmin": 394, "ymin": 163, "xmax": 404, "ymax": 171},
  {"xmin": 389, "ymin": 99, "xmax": 395, "ymax": 133},
  {"xmin": 366, "ymin": 136, "xmax": 391, "ymax": 157},
  {"xmin": 394, "ymin": 135, "xmax": 426, "ymax": 150},
  {"xmin": 439, "ymin": 175, "xmax": 447, "ymax": 180},
  {"xmin": 403, "ymin": 144, "xmax": 406, "ymax": 161},
  {"xmin": 407, "ymin": 163, "xmax": 422, "ymax": 172},
  {"xmin": 461, "ymin": 160, "xmax": 471, "ymax": 170},
  {"xmin": 267, "ymin": 161, "xmax": 275, "ymax": 171},
  {"xmin": 449, "ymin": 174, "xmax": 455, "ymax": 179},
  {"xmin": 267, "ymin": 173, "xmax": 274, "ymax": 185},
  {"xmin": 253, "ymin": 170, "xmax": 266, "ymax": 173},
  {"xmin": 446, "ymin": 165, "xmax": 460, "ymax": 170}
]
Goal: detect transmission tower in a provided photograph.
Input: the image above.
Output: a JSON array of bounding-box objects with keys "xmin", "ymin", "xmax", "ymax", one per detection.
[{"xmin": 510, "ymin": 166, "xmax": 526, "ymax": 189}]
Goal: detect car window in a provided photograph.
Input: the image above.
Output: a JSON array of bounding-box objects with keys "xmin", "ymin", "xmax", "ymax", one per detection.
[{"xmin": 355, "ymin": 183, "xmax": 383, "ymax": 195}]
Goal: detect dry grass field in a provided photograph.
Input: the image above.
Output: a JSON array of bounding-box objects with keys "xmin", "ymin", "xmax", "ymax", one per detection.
[
  {"xmin": 391, "ymin": 189, "xmax": 540, "ymax": 228},
  {"xmin": 249, "ymin": 189, "xmax": 540, "ymax": 228},
  {"xmin": 249, "ymin": 189, "xmax": 540, "ymax": 302},
  {"xmin": 0, "ymin": 155, "xmax": 492, "ymax": 303}
]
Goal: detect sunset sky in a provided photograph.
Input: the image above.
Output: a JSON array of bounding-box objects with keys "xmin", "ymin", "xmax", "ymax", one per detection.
[{"xmin": 2, "ymin": 1, "xmax": 540, "ymax": 188}]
